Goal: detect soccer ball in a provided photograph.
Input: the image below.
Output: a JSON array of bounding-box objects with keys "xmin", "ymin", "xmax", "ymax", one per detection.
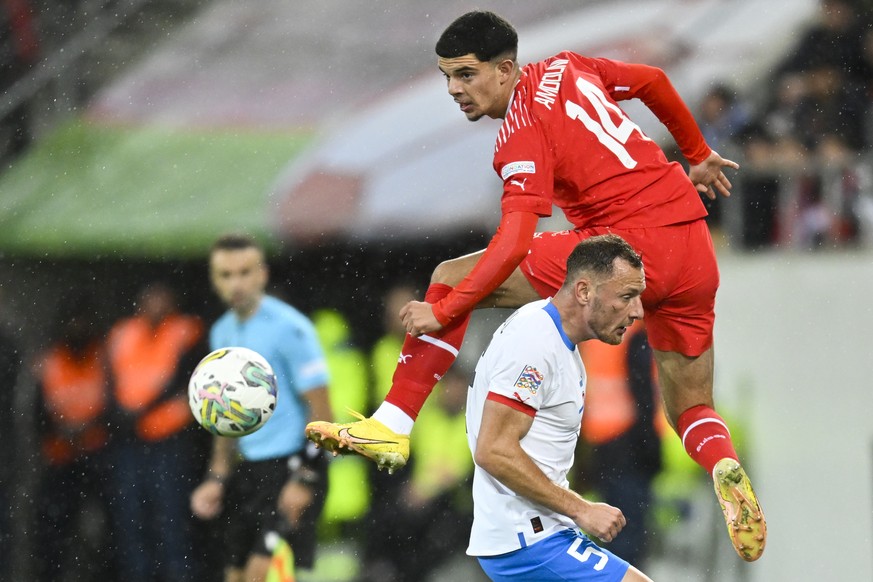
[{"xmin": 188, "ymin": 347, "xmax": 278, "ymax": 437}]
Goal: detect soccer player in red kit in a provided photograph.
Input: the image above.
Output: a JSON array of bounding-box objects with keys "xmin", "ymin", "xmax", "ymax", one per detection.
[{"xmin": 307, "ymin": 10, "xmax": 766, "ymax": 562}]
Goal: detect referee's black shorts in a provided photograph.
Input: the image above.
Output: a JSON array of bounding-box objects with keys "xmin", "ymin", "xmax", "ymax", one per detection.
[{"xmin": 223, "ymin": 447, "xmax": 328, "ymax": 570}]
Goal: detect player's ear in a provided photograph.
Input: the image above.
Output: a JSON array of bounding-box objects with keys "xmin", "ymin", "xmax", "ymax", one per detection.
[
  {"xmin": 575, "ymin": 278, "xmax": 591, "ymax": 305},
  {"xmin": 496, "ymin": 58, "xmax": 515, "ymax": 80}
]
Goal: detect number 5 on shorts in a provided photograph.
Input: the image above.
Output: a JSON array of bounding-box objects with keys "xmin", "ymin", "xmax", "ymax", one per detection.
[{"xmin": 567, "ymin": 537, "xmax": 608, "ymax": 571}]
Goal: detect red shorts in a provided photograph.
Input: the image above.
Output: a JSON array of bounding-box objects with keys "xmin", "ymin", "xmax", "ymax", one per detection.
[{"xmin": 520, "ymin": 220, "xmax": 719, "ymax": 356}]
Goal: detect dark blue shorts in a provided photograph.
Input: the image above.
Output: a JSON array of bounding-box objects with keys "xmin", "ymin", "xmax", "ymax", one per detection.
[
  {"xmin": 224, "ymin": 451, "xmax": 327, "ymax": 570},
  {"xmin": 477, "ymin": 529, "xmax": 630, "ymax": 582}
]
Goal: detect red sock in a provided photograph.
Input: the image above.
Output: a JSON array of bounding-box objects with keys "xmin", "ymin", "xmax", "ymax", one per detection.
[
  {"xmin": 384, "ymin": 283, "xmax": 471, "ymax": 420},
  {"xmin": 677, "ymin": 405, "xmax": 739, "ymax": 475}
]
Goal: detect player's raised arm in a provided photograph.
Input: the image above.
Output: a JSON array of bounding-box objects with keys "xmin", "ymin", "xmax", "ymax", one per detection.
[
  {"xmin": 602, "ymin": 59, "xmax": 741, "ymax": 199},
  {"xmin": 600, "ymin": 61, "xmax": 708, "ymax": 161}
]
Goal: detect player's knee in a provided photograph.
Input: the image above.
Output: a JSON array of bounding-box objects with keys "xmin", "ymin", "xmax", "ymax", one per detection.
[
  {"xmin": 431, "ymin": 258, "xmax": 468, "ymax": 286},
  {"xmin": 430, "ymin": 260, "xmax": 449, "ymax": 284}
]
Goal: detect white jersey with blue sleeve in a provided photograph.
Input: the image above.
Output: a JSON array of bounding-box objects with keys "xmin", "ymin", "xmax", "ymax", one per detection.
[{"xmin": 466, "ymin": 299, "xmax": 587, "ymax": 556}]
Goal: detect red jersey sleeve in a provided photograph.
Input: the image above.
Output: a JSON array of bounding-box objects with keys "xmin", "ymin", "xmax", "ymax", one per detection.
[
  {"xmin": 432, "ymin": 211, "xmax": 539, "ymax": 325},
  {"xmin": 493, "ymin": 83, "xmax": 555, "ymax": 218},
  {"xmin": 589, "ymin": 57, "xmax": 711, "ymax": 165}
]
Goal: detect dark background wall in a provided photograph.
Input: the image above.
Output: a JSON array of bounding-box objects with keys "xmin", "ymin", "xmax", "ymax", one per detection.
[{"xmin": 0, "ymin": 231, "xmax": 490, "ymax": 354}]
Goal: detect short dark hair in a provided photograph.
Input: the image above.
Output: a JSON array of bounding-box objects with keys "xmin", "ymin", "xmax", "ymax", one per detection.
[
  {"xmin": 435, "ymin": 11, "xmax": 518, "ymax": 63},
  {"xmin": 564, "ymin": 234, "xmax": 643, "ymax": 284},
  {"xmin": 210, "ymin": 233, "xmax": 263, "ymax": 255}
]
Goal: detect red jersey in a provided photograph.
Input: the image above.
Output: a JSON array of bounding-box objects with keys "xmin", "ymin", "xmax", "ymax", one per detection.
[
  {"xmin": 433, "ymin": 53, "xmax": 713, "ymax": 325},
  {"xmin": 496, "ymin": 52, "xmax": 709, "ymax": 228}
]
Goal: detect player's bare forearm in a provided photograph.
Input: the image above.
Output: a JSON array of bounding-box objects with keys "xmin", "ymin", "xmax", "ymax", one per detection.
[
  {"xmin": 400, "ymin": 300, "xmax": 443, "ymax": 337},
  {"xmin": 208, "ymin": 435, "xmax": 236, "ymax": 479},
  {"xmin": 191, "ymin": 436, "xmax": 235, "ymax": 519},
  {"xmin": 475, "ymin": 400, "xmax": 626, "ymax": 542},
  {"xmin": 689, "ymin": 150, "xmax": 740, "ymax": 200}
]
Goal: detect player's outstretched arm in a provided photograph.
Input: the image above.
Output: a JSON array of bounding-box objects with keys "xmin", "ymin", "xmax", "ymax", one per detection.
[
  {"xmin": 689, "ymin": 150, "xmax": 740, "ymax": 200},
  {"xmin": 405, "ymin": 211, "xmax": 538, "ymax": 337},
  {"xmin": 190, "ymin": 435, "xmax": 236, "ymax": 519},
  {"xmin": 475, "ymin": 399, "xmax": 626, "ymax": 542},
  {"xmin": 615, "ymin": 62, "xmax": 738, "ymax": 201}
]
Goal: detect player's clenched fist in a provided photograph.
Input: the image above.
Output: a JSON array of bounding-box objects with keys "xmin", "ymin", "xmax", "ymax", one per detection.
[
  {"xmin": 190, "ymin": 479, "xmax": 224, "ymax": 520},
  {"xmin": 574, "ymin": 499, "xmax": 627, "ymax": 543}
]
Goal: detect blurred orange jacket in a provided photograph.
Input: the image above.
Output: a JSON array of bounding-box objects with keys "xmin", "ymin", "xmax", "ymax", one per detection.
[
  {"xmin": 108, "ymin": 314, "xmax": 202, "ymax": 442},
  {"xmin": 40, "ymin": 342, "xmax": 109, "ymax": 465},
  {"xmin": 579, "ymin": 320, "xmax": 655, "ymax": 445}
]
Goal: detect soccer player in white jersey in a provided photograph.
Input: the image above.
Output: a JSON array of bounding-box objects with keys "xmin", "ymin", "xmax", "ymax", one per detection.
[{"xmin": 466, "ymin": 234, "xmax": 653, "ymax": 582}]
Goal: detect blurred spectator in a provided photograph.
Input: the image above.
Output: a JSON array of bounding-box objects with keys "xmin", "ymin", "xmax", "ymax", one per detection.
[
  {"xmin": 862, "ymin": 27, "xmax": 873, "ymax": 146},
  {"xmin": 396, "ymin": 366, "xmax": 475, "ymax": 580},
  {"xmin": 697, "ymin": 83, "xmax": 750, "ymax": 229},
  {"xmin": 361, "ymin": 367, "xmax": 475, "ymax": 582},
  {"xmin": 698, "ymin": 83, "xmax": 750, "ymax": 153},
  {"xmin": 361, "ymin": 282, "xmax": 418, "ymax": 581},
  {"xmin": 0, "ymin": 289, "xmax": 20, "ymax": 582},
  {"xmin": 311, "ymin": 308, "xmax": 371, "ymax": 537},
  {"xmin": 726, "ymin": 0, "xmax": 873, "ymax": 250},
  {"xmin": 787, "ymin": 135, "xmax": 873, "ymax": 249},
  {"xmin": 734, "ymin": 123, "xmax": 787, "ymax": 249},
  {"xmin": 758, "ymin": 73, "xmax": 808, "ymax": 144},
  {"xmin": 0, "ymin": 0, "xmax": 39, "ymax": 160},
  {"xmin": 793, "ymin": 176, "xmax": 837, "ymax": 249},
  {"xmin": 576, "ymin": 321, "xmax": 662, "ymax": 567},
  {"xmin": 781, "ymin": 0, "xmax": 868, "ymax": 83},
  {"xmin": 34, "ymin": 294, "xmax": 113, "ymax": 582},
  {"xmin": 793, "ymin": 61, "xmax": 867, "ymax": 151},
  {"xmin": 106, "ymin": 281, "xmax": 205, "ymax": 582},
  {"xmin": 370, "ymin": 283, "xmax": 418, "ymax": 404}
]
